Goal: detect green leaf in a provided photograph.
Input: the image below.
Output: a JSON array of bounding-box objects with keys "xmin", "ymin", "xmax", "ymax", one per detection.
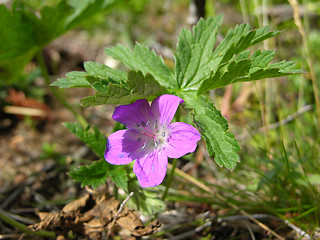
[
  {"xmin": 174, "ymin": 15, "xmax": 223, "ymax": 89},
  {"xmin": 182, "ymin": 93, "xmax": 240, "ymax": 171},
  {"xmin": 80, "ymin": 70, "xmax": 167, "ymax": 107},
  {"xmin": 51, "ymin": 71, "xmax": 90, "ymax": 88},
  {"xmin": 0, "ymin": 0, "xmax": 116, "ymax": 85},
  {"xmin": 105, "ymin": 43, "xmax": 176, "ymax": 89},
  {"xmin": 65, "ymin": 0, "xmax": 116, "ymax": 30},
  {"xmin": 210, "ymin": 25, "xmax": 280, "ymax": 71},
  {"xmin": 65, "ymin": 122, "xmax": 128, "ymax": 190},
  {"xmin": 108, "ymin": 167, "xmax": 129, "ymax": 191},
  {"xmin": 173, "ymin": 16, "xmax": 291, "ymax": 91},
  {"xmin": 197, "ymin": 50, "xmax": 304, "ymax": 95},
  {"xmin": 64, "ymin": 122, "xmax": 106, "ymax": 158},
  {"xmin": 84, "ymin": 61, "xmax": 127, "ymax": 83},
  {"xmin": 69, "ymin": 160, "xmax": 110, "ymax": 189},
  {"xmin": 51, "ymin": 61, "xmax": 127, "ymax": 88},
  {"xmin": 128, "ymin": 178, "xmax": 166, "ymax": 215}
]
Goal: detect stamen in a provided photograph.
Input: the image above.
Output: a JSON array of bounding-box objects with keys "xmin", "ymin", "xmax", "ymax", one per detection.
[
  {"xmin": 161, "ymin": 132, "xmax": 165, "ymax": 137},
  {"xmin": 137, "ymin": 137, "xmax": 142, "ymax": 142},
  {"xmin": 136, "ymin": 123, "xmax": 141, "ymax": 127},
  {"xmin": 141, "ymin": 121, "xmax": 146, "ymax": 127},
  {"xmin": 142, "ymin": 141, "xmax": 147, "ymax": 149},
  {"xmin": 153, "ymin": 120, "xmax": 158, "ymax": 129}
]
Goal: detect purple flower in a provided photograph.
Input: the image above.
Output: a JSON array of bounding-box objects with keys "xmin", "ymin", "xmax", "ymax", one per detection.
[{"xmin": 104, "ymin": 94, "xmax": 201, "ymax": 188}]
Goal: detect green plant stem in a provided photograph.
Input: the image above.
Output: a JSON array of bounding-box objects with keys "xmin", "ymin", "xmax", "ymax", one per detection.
[
  {"xmin": 162, "ymin": 107, "xmax": 181, "ymax": 201},
  {"xmin": 162, "ymin": 158, "xmax": 178, "ymax": 201},
  {"xmin": 36, "ymin": 51, "xmax": 88, "ymax": 128},
  {"xmin": 0, "ymin": 209, "xmax": 56, "ymax": 238}
]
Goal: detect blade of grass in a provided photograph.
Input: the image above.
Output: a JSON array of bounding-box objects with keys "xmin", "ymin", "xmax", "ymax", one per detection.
[
  {"xmin": 288, "ymin": 0, "xmax": 320, "ymax": 128},
  {"xmin": 168, "ymin": 163, "xmax": 286, "ymax": 240}
]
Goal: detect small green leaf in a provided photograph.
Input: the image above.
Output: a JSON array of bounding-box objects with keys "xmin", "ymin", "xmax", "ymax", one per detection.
[
  {"xmin": 197, "ymin": 50, "xmax": 303, "ymax": 95},
  {"xmin": 80, "ymin": 70, "xmax": 167, "ymax": 107},
  {"xmin": 64, "ymin": 122, "xmax": 106, "ymax": 158},
  {"xmin": 105, "ymin": 43, "xmax": 175, "ymax": 89},
  {"xmin": 128, "ymin": 179, "xmax": 166, "ymax": 215},
  {"xmin": 182, "ymin": 93, "xmax": 240, "ymax": 171},
  {"xmin": 174, "ymin": 15, "xmax": 223, "ymax": 89},
  {"xmin": 84, "ymin": 61, "xmax": 126, "ymax": 83},
  {"xmin": 69, "ymin": 160, "xmax": 110, "ymax": 189},
  {"xmin": 51, "ymin": 62, "xmax": 126, "ymax": 88},
  {"xmin": 51, "ymin": 71, "xmax": 90, "ymax": 88},
  {"xmin": 65, "ymin": 122, "xmax": 128, "ymax": 190},
  {"xmin": 108, "ymin": 167, "xmax": 129, "ymax": 191},
  {"xmin": 210, "ymin": 24, "xmax": 279, "ymax": 70}
]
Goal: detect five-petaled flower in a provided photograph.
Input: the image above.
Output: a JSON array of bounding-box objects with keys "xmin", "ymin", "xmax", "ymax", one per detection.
[{"xmin": 104, "ymin": 94, "xmax": 201, "ymax": 188}]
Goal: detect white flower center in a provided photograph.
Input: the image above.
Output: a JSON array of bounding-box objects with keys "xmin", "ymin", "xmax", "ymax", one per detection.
[{"xmin": 136, "ymin": 120, "xmax": 169, "ymax": 150}]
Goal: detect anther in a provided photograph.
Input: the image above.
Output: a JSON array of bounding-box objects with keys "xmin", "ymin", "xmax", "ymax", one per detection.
[
  {"xmin": 136, "ymin": 123, "xmax": 141, "ymax": 127},
  {"xmin": 161, "ymin": 132, "xmax": 165, "ymax": 137},
  {"xmin": 142, "ymin": 142, "xmax": 147, "ymax": 149},
  {"xmin": 137, "ymin": 137, "xmax": 142, "ymax": 142},
  {"xmin": 141, "ymin": 121, "xmax": 146, "ymax": 127}
]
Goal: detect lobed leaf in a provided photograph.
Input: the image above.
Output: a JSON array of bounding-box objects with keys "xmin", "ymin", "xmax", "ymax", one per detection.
[
  {"xmin": 51, "ymin": 71, "xmax": 90, "ymax": 88},
  {"xmin": 174, "ymin": 15, "xmax": 223, "ymax": 89},
  {"xmin": 197, "ymin": 50, "xmax": 304, "ymax": 95},
  {"xmin": 84, "ymin": 61, "xmax": 126, "ymax": 83},
  {"xmin": 182, "ymin": 93, "xmax": 240, "ymax": 171},
  {"xmin": 80, "ymin": 70, "xmax": 167, "ymax": 107},
  {"xmin": 64, "ymin": 122, "xmax": 107, "ymax": 158},
  {"xmin": 105, "ymin": 43, "xmax": 175, "ymax": 89},
  {"xmin": 51, "ymin": 61, "xmax": 127, "ymax": 88},
  {"xmin": 69, "ymin": 160, "xmax": 110, "ymax": 189},
  {"xmin": 65, "ymin": 122, "xmax": 128, "ymax": 190},
  {"xmin": 174, "ymin": 16, "xmax": 290, "ymax": 91}
]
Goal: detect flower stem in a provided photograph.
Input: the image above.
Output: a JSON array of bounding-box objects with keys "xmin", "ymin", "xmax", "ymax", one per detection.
[
  {"xmin": 162, "ymin": 158, "xmax": 178, "ymax": 201},
  {"xmin": 36, "ymin": 51, "xmax": 88, "ymax": 128},
  {"xmin": 162, "ymin": 107, "xmax": 180, "ymax": 201}
]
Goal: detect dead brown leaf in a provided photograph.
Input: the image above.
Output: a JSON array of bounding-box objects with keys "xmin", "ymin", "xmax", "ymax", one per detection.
[{"xmin": 28, "ymin": 192, "xmax": 160, "ymax": 239}]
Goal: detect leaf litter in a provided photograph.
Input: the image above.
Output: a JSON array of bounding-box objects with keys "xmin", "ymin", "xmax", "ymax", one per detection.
[{"xmin": 28, "ymin": 192, "xmax": 160, "ymax": 239}]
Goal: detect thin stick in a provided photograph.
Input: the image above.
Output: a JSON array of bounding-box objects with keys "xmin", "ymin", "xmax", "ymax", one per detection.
[{"xmin": 106, "ymin": 192, "xmax": 134, "ymax": 240}]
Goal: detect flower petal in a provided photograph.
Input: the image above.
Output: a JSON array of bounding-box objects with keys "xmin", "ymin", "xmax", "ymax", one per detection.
[
  {"xmin": 133, "ymin": 150, "xmax": 168, "ymax": 188},
  {"xmin": 164, "ymin": 122, "xmax": 201, "ymax": 159},
  {"xmin": 151, "ymin": 95, "xmax": 183, "ymax": 125},
  {"xmin": 112, "ymin": 99, "xmax": 154, "ymax": 129},
  {"xmin": 105, "ymin": 129, "xmax": 147, "ymax": 165}
]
